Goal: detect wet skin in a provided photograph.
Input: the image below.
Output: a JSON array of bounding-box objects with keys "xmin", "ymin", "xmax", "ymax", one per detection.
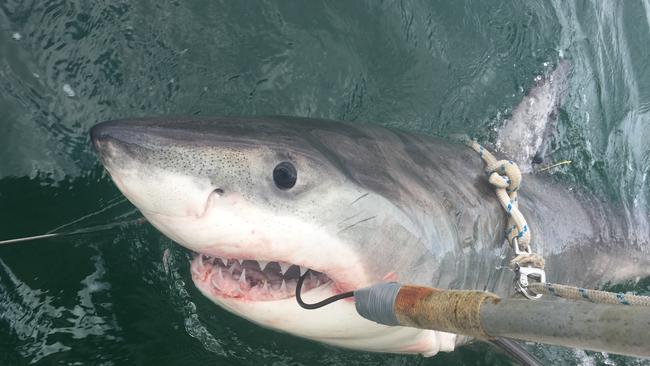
[{"xmin": 91, "ymin": 116, "xmax": 650, "ymax": 356}]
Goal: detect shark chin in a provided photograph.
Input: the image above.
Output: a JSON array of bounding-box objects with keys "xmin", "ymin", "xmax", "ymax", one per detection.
[
  {"xmin": 138, "ymin": 206, "xmax": 458, "ymax": 356},
  {"xmin": 188, "ymin": 254, "xmax": 458, "ymax": 356}
]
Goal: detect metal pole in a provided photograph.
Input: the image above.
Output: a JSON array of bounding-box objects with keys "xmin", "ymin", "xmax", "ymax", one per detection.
[
  {"xmin": 354, "ymin": 284, "xmax": 650, "ymax": 358},
  {"xmin": 480, "ymin": 298, "xmax": 650, "ymax": 358}
]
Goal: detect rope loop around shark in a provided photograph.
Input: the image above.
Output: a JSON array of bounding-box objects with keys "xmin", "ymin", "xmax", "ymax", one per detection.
[
  {"xmin": 467, "ymin": 141, "xmax": 532, "ymax": 253},
  {"xmin": 466, "ymin": 140, "xmax": 650, "ymax": 306},
  {"xmin": 466, "ymin": 140, "xmax": 546, "ymax": 299}
]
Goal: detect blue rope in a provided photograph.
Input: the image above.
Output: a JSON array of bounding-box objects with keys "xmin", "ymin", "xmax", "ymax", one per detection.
[
  {"xmin": 529, "ymin": 283, "xmax": 650, "ymax": 307},
  {"xmin": 616, "ymin": 293, "xmax": 631, "ymax": 306},
  {"xmin": 516, "ymin": 225, "xmax": 528, "ymax": 238}
]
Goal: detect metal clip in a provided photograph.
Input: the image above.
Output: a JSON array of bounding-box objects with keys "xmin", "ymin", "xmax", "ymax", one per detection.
[
  {"xmin": 514, "ymin": 264, "xmax": 546, "ymax": 300},
  {"xmin": 511, "ymin": 237, "xmax": 531, "ymax": 255}
]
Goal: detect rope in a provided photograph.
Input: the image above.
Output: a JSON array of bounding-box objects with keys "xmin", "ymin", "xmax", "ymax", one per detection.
[
  {"xmin": 466, "ymin": 140, "xmax": 532, "ymax": 255},
  {"xmin": 529, "ymin": 283, "xmax": 650, "ymax": 307},
  {"xmin": 510, "ymin": 253, "xmax": 545, "ymax": 269},
  {"xmin": 466, "ymin": 140, "xmax": 650, "ymax": 307}
]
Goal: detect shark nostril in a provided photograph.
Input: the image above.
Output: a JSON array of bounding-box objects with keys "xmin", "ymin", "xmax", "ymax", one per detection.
[{"xmin": 198, "ymin": 188, "xmax": 226, "ymax": 218}]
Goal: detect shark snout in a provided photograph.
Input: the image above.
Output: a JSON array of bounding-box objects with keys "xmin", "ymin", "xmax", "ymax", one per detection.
[
  {"xmin": 89, "ymin": 120, "xmax": 112, "ymax": 146},
  {"xmin": 90, "ymin": 118, "xmax": 231, "ymax": 222},
  {"xmin": 90, "ymin": 122, "xmax": 118, "ymax": 163},
  {"xmin": 90, "ymin": 119, "xmax": 153, "ymax": 161}
]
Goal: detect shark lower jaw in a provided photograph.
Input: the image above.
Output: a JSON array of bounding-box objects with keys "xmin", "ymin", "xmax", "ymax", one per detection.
[
  {"xmin": 191, "ymin": 262, "xmax": 459, "ymax": 357},
  {"xmin": 187, "ymin": 249, "xmax": 460, "ymax": 357},
  {"xmin": 189, "ymin": 253, "xmax": 458, "ymax": 357}
]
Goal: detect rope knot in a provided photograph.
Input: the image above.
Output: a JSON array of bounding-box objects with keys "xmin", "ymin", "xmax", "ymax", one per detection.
[
  {"xmin": 486, "ymin": 160, "xmax": 521, "ymax": 193},
  {"xmin": 466, "ymin": 141, "xmax": 531, "ymax": 251},
  {"xmin": 510, "ymin": 253, "xmax": 545, "ymax": 270}
]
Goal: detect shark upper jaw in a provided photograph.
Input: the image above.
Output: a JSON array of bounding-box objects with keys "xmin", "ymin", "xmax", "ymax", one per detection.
[{"xmin": 138, "ymin": 195, "xmax": 371, "ymax": 298}]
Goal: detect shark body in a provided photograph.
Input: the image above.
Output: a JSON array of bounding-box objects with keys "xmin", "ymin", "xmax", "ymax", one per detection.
[{"xmin": 90, "ymin": 114, "xmax": 649, "ymax": 356}]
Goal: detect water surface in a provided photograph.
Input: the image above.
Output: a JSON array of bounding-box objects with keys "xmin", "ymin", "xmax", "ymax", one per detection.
[{"xmin": 1, "ymin": 1, "xmax": 649, "ymax": 365}]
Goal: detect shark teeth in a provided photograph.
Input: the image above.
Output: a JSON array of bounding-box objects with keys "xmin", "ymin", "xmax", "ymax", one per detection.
[
  {"xmin": 211, "ymin": 275, "xmax": 221, "ymax": 290},
  {"xmin": 278, "ymin": 262, "xmax": 291, "ymax": 274},
  {"xmin": 280, "ymin": 279, "xmax": 287, "ymax": 292},
  {"xmin": 258, "ymin": 260, "xmax": 270, "ymax": 271},
  {"xmin": 239, "ymin": 269, "xmax": 247, "ymax": 284},
  {"xmin": 193, "ymin": 253, "xmax": 332, "ymax": 300}
]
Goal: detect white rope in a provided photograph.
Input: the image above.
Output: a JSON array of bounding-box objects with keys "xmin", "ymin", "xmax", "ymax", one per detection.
[
  {"xmin": 528, "ymin": 282, "xmax": 650, "ymax": 307},
  {"xmin": 466, "ymin": 141, "xmax": 534, "ymax": 255},
  {"xmin": 466, "ymin": 140, "xmax": 546, "ymax": 300}
]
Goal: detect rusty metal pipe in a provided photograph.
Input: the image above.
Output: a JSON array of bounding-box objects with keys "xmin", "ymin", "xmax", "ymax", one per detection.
[{"xmin": 354, "ymin": 283, "xmax": 650, "ymax": 358}]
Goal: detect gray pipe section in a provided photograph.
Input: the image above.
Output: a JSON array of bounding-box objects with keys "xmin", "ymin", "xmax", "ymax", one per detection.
[
  {"xmin": 480, "ymin": 299, "xmax": 650, "ymax": 358},
  {"xmin": 354, "ymin": 282, "xmax": 401, "ymax": 326}
]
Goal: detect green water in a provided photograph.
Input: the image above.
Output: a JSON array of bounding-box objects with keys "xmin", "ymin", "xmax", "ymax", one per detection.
[{"xmin": 1, "ymin": 1, "xmax": 650, "ymax": 365}]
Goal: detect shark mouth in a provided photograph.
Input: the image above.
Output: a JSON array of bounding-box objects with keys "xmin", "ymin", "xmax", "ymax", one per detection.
[{"xmin": 190, "ymin": 254, "xmax": 333, "ymax": 301}]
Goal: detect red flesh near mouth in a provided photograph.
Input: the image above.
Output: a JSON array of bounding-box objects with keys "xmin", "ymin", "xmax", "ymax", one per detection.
[{"xmin": 191, "ymin": 253, "xmax": 333, "ymax": 301}]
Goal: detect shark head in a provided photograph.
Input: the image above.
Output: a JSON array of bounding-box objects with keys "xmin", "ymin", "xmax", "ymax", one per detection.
[{"xmin": 90, "ymin": 116, "xmax": 458, "ymax": 355}]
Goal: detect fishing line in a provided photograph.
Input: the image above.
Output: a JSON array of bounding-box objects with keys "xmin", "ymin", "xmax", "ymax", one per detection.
[
  {"xmin": 0, "ymin": 218, "xmax": 146, "ymax": 246},
  {"xmin": 295, "ymin": 269, "xmax": 354, "ymax": 309},
  {"xmin": 46, "ymin": 196, "xmax": 128, "ymax": 234}
]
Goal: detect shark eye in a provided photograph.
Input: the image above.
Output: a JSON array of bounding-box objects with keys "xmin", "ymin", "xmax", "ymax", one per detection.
[{"xmin": 273, "ymin": 162, "xmax": 297, "ymax": 190}]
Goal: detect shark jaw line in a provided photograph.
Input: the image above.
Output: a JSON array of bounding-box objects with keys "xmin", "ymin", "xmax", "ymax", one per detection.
[{"xmin": 190, "ymin": 253, "xmax": 335, "ymax": 301}]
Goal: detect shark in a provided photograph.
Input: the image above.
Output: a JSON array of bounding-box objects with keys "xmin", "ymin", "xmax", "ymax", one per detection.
[{"xmin": 90, "ymin": 111, "xmax": 649, "ymax": 357}]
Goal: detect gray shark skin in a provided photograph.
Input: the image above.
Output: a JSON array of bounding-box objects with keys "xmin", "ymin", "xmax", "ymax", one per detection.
[
  {"xmin": 496, "ymin": 60, "xmax": 571, "ymax": 173},
  {"xmin": 91, "ymin": 116, "xmax": 649, "ymax": 356}
]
